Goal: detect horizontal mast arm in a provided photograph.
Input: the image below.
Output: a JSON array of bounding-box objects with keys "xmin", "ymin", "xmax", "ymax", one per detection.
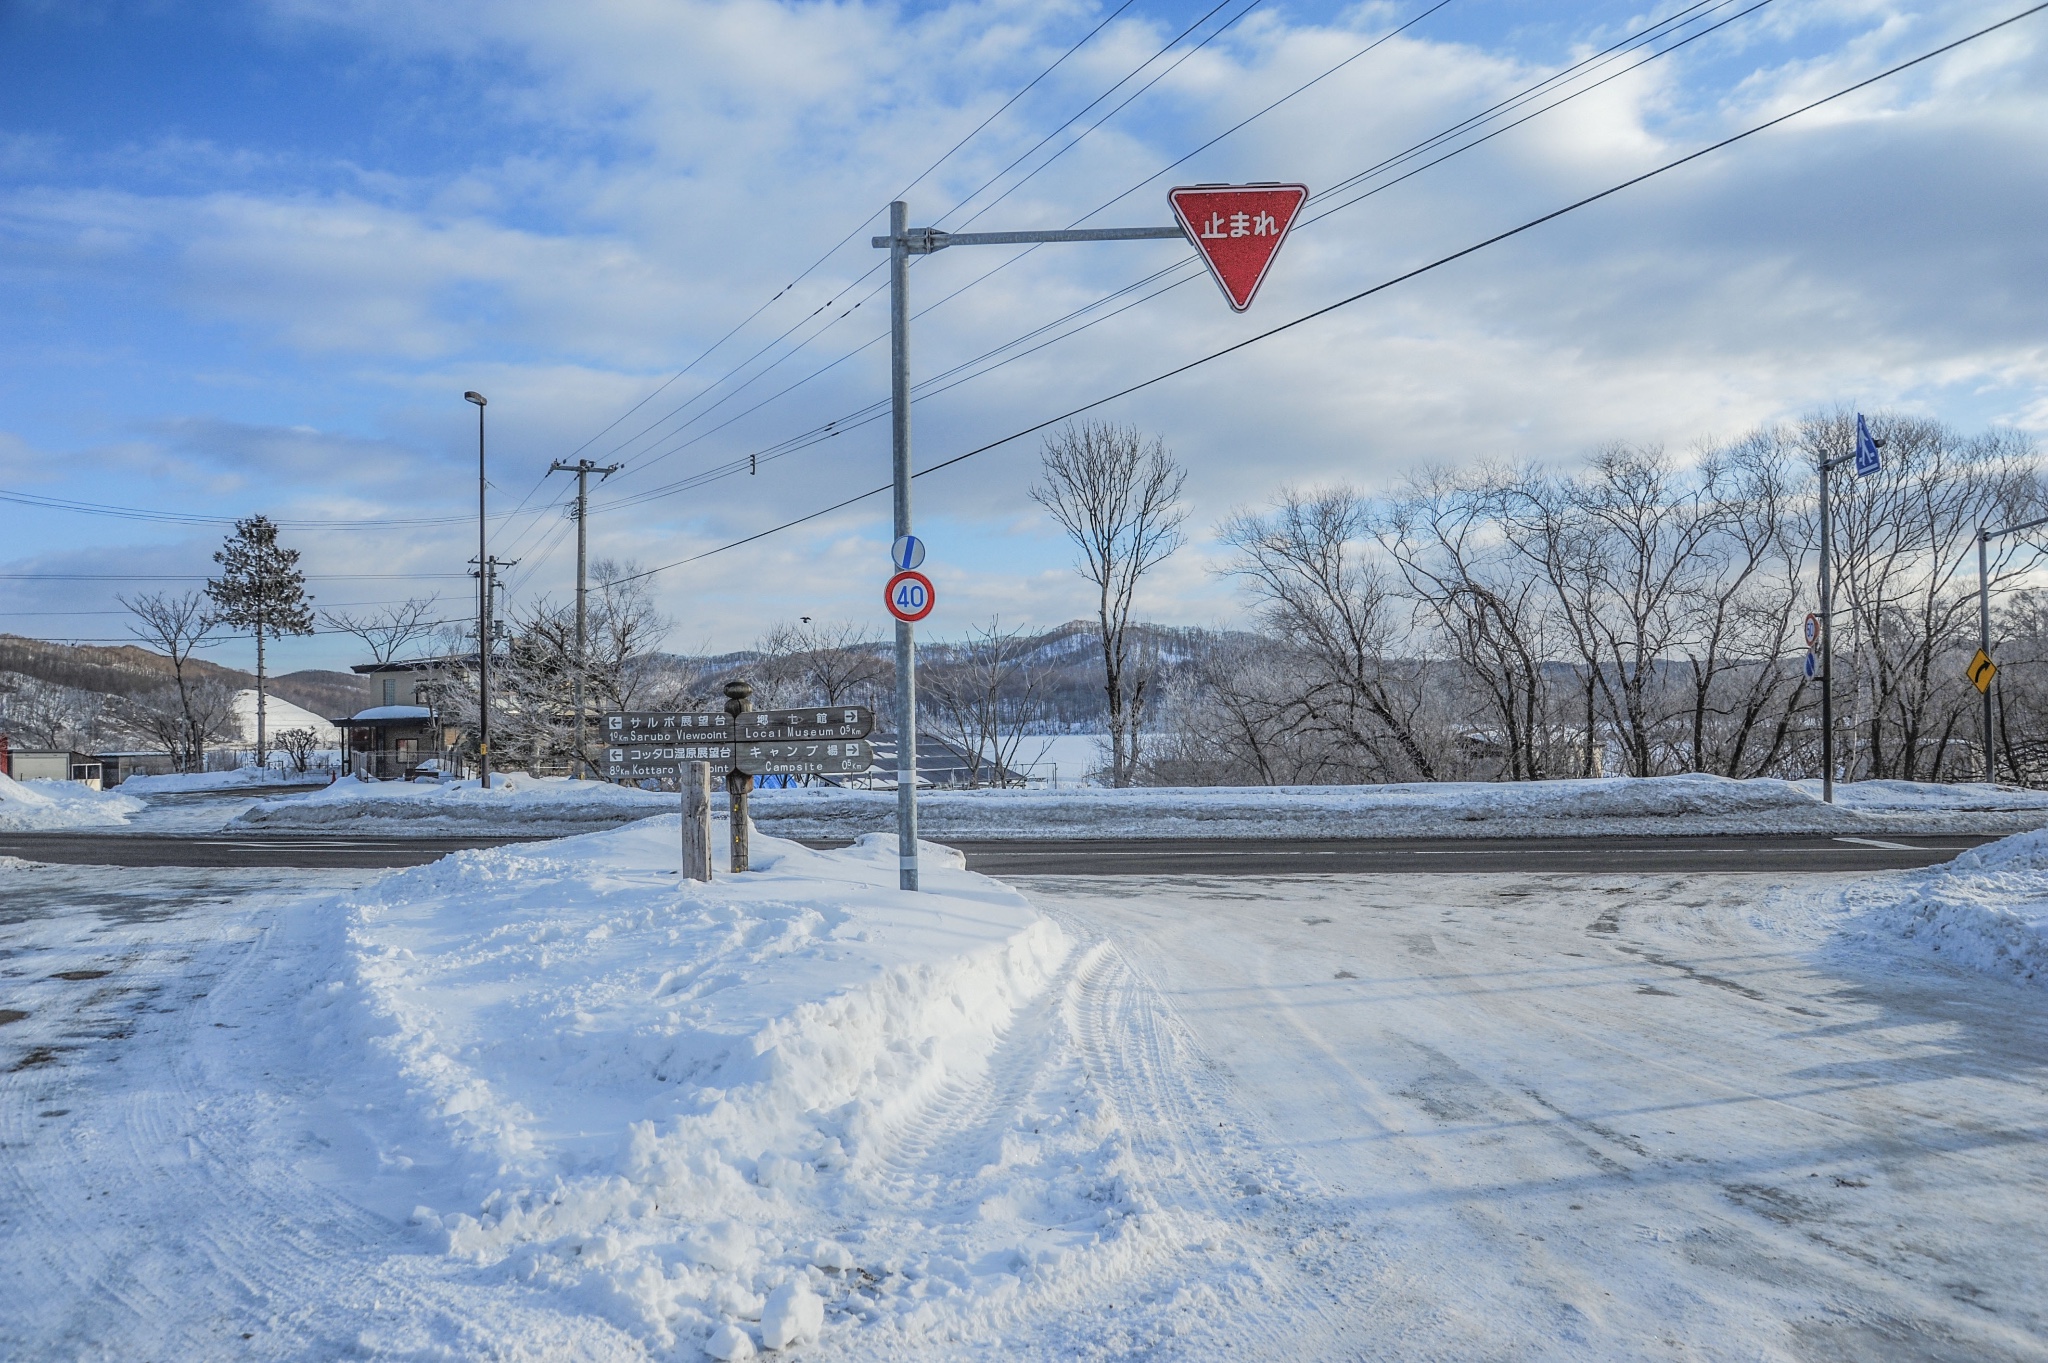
[{"xmin": 873, "ymin": 225, "xmax": 1187, "ymax": 253}]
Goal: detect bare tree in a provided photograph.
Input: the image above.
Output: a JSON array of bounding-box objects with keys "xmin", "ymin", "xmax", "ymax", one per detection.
[
  {"xmin": 119, "ymin": 590, "xmax": 219, "ymax": 772},
  {"xmin": 322, "ymin": 596, "xmax": 441, "ymax": 667},
  {"xmin": 1221, "ymin": 487, "xmax": 1440, "ymax": 780},
  {"xmin": 120, "ymin": 681, "xmax": 238, "ymax": 771},
  {"xmin": 463, "ymin": 561, "xmax": 673, "ymax": 774},
  {"xmin": 1816, "ymin": 411, "xmax": 2038, "ymax": 779},
  {"xmin": 920, "ymin": 619, "xmax": 1040, "ymax": 786},
  {"xmin": 756, "ymin": 619, "xmax": 890, "ymax": 709},
  {"xmin": 272, "ymin": 727, "xmax": 320, "ymax": 773},
  {"xmin": 1380, "ymin": 469, "xmax": 1554, "ymax": 780},
  {"xmin": 1032, "ymin": 421, "xmax": 1187, "ymax": 787}
]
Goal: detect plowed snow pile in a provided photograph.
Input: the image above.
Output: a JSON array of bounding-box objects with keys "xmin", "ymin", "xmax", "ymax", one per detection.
[
  {"xmin": 119, "ymin": 766, "xmax": 329, "ymax": 794},
  {"xmin": 230, "ymin": 771, "xmax": 675, "ymax": 832},
  {"xmin": 200, "ymin": 819, "xmax": 1287, "ymax": 1358},
  {"xmin": 1850, "ymin": 827, "xmax": 2048, "ymax": 985},
  {"xmin": 0, "ymin": 769, "xmax": 142, "ymax": 830},
  {"xmin": 229, "ymin": 772, "xmax": 2048, "ymax": 840}
]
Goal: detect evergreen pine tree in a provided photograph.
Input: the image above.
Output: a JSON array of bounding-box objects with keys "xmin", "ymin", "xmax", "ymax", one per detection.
[{"xmin": 206, "ymin": 515, "xmax": 314, "ymax": 765}]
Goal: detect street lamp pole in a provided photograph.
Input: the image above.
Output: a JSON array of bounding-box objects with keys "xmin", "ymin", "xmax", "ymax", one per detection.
[
  {"xmin": 1817, "ymin": 414, "xmax": 1886, "ymax": 802},
  {"xmin": 1973, "ymin": 511, "xmax": 2048, "ymax": 783},
  {"xmin": 465, "ymin": 391, "xmax": 491, "ymax": 790}
]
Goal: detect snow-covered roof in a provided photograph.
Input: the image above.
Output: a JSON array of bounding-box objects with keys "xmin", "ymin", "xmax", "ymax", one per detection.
[{"xmin": 349, "ymin": 705, "xmax": 435, "ymax": 722}]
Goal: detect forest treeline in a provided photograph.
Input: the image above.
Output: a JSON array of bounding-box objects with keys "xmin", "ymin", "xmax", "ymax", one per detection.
[{"xmin": 9, "ymin": 408, "xmax": 2048, "ymax": 789}]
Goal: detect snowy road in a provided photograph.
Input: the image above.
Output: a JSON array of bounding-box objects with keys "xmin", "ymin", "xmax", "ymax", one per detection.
[
  {"xmin": 1019, "ymin": 871, "xmax": 2048, "ymax": 1360},
  {"xmin": 6, "ymin": 855, "xmax": 2045, "ymax": 1359}
]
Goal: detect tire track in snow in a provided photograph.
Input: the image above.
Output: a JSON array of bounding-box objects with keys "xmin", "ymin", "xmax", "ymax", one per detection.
[{"xmin": 1058, "ymin": 934, "xmax": 1361, "ymax": 1355}]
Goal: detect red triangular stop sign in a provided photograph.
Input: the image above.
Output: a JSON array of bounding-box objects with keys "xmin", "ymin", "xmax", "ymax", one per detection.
[{"xmin": 1168, "ymin": 183, "xmax": 1308, "ymax": 312}]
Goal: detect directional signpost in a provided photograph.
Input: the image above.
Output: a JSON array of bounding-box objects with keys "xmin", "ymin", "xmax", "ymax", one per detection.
[
  {"xmin": 601, "ymin": 705, "xmax": 876, "ymax": 780},
  {"xmin": 872, "ymin": 184, "xmax": 1303, "ymax": 887}
]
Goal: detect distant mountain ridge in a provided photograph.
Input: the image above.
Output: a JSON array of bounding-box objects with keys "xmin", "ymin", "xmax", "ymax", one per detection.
[{"xmin": 0, "ymin": 634, "xmax": 374, "ymax": 719}]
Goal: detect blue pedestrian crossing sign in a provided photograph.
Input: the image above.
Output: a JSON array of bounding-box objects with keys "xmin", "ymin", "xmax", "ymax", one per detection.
[
  {"xmin": 891, "ymin": 534, "xmax": 926, "ymax": 571},
  {"xmin": 1854, "ymin": 413, "xmax": 1883, "ymax": 478}
]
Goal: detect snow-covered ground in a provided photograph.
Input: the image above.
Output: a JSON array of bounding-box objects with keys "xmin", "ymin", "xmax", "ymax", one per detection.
[
  {"xmin": 1, "ymin": 825, "xmax": 1324, "ymax": 1359},
  {"xmin": 227, "ymin": 772, "xmax": 679, "ymax": 834},
  {"xmin": 1021, "ymin": 866, "xmax": 2048, "ymax": 1358},
  {"xmin": 0, "ymin": 770, "xmax": 144, "ymax": 831},
  {"xmin": 8, "ymin": 819, "xmax": 2048, "ymax": 1357},
  {"xmin": 229, "ymin": 688, "xmax": 342, "ymax": 745},
  {"xmin": 219, "ymin": 771, "xmax": 2048, "ymax": 841},
  {"xmin": 1842, "ymin": 826, "xmax": 2048, "ymax": 986}
]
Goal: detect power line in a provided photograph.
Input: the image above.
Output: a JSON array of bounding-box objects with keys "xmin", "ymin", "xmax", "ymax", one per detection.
[
  {"xmin": 597, "ymin": 0, "xmax": 1463, "ymax": 493},
  {"xmin": 589, "ymin": 0, "xmax": 1768, "ymax": 514},
  {"xmin": 604, "ymin": 1, "xmax": 2048, "ymax": 586},
  {"xmin": 586, "ymin": 0, "xmax": 1283, "ymax": 485},
  {"xmin": 554, "ymin": 0, "xmax": 1144, "ymax": 469}
]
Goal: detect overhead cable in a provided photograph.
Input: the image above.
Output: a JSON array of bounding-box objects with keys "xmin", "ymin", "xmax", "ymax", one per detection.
[{"xmin": 603, "ymin": 1, "xmax": 2048, "ymax": 586}]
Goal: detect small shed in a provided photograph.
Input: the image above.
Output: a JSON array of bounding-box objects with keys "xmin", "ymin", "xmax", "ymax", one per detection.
[{"xmin": 9, "ymin": 749, "xmax": 105, "ymax": 789}]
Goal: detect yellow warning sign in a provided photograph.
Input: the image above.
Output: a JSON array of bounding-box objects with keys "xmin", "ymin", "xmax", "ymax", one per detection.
[{"xmin": 1968, "ymin": 649, "xmax": 1998, "ymax": 694}]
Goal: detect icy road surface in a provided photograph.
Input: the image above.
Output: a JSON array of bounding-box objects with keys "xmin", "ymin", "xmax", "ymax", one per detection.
[
  {"xmin": 4, "ymin": 855, "xmax": 2045, "ymax": 1359},
  {"xmin": 1021, "ymin": 872, "xmax": 2048, "ymax": 1360}
]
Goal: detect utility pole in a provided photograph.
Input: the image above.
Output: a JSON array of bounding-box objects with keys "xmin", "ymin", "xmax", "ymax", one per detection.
[
  {"xmin": 548, "ymin": 458, "xmax": 621, "ymax": 778},
  {"xmin": 469, "ymin": 552, "xmax": 517, "ymax": 781},
  {"xmin": 464, "ymin": 391, "xmax": 490, "ymax": 788},
  {"xmin": 1817, "ymin": 414, "xmax": 1885, "ymax": 802},
  {"xmin": 1972, "ymin": 512, "xmax": 2048, "ymax": 782}
]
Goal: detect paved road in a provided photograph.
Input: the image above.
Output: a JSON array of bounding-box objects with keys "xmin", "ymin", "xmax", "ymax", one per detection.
[
  {"xmin": 0, "ymin": 833, "xmax": 537, "ymax": 868},
  {"xmin": 0, "ymin": 829, "xmax": 1995, "ymax": 871},
  {"xmin": 1020, "ymin": 871, "xmax": 2048, "ymax": 1357}
]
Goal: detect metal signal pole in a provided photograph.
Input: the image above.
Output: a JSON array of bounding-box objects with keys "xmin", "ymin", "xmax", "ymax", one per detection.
[
  {"xmin": 464, "ymin": 391, "xmax": 490, "ymax": 788},
  {"xmin": 549, "ymin": 458, "xmax": 621, "ymax": 778},
  {"xmin": 874, "ymin": 199, "xmax": 1203, "ymax": 890},
  {"xmin": 888, "ymin": 201, "xmax": 919, "ymax": 891},
  {"xmin": 1817, "ymin": 415, "xmax": 1885, "ymax": 802},
  {"xmin": 1973, "ymin": 512, "xmax": 2048, "ymax": 783}
]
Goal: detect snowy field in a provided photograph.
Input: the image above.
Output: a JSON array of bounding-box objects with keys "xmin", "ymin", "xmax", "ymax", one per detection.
[
  {"xmin": 219, "ymin": 771, "xmax": 2048, "ymax": 841},
  {"xmin": 5, "ymin": 824, "xmax": 2047, "ymax": 1358}
]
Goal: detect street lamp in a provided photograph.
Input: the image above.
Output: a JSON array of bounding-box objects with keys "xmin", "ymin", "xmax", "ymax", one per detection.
[
  {"xmin": 1974, "ymin": 513, "xmax": 2048, "ymax": 783},
  {"xmin": 465, "ymin": 390, "xmax": 491, "ymax": 790},
  {"xmin": 1815, "ymin": 414, "xmax": 1884, "ymax": 803}
]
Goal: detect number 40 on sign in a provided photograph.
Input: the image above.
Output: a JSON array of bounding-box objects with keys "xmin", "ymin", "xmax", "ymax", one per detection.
[{"xmin": 886, "ymin": 569, "xmax": 934, "ymax": 622}]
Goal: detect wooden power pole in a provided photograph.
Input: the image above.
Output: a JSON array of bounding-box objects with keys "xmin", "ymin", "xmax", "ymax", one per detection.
[{"xmin": 548, "ymin": 459, "xmax": 621, "ymax": 777}]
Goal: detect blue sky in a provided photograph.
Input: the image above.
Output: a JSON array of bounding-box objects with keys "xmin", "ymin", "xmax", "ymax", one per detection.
[{"xmin": 3, "ymin": 0, "xmax": 2044, "ymax": 672}]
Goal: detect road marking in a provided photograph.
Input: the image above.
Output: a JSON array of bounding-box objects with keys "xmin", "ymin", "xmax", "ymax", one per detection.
[{"xmin": 1831, "ymin": 836, "xmax": 1921, "ymax": 850}]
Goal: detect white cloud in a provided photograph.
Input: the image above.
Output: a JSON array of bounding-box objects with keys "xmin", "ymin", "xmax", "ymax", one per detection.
[{"xmin": 3, "ymin": 0, "xmax": 2044, "ymax": 662}]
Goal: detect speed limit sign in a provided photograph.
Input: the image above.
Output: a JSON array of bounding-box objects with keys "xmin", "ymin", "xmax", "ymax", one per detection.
[{"xmin": 885, "ymin": 569, "xmax": 935, "ymax": 623}]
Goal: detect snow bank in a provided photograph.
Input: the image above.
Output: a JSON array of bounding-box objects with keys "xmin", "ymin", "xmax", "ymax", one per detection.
[
  {"xmin": 743, "ymin": 773, "xmax": 2048, "ymax": 841},
  {"xmin": 228, "ymin": 771, "xmax": 678, "ymax": 833},
  {"xmin": 119, "ymin": 766, "xmax": 330, "ymax": 795},
  {"xmin": 228, "ymin": 771, "xmax": 2048, "ymax": 841},
  {"xmin": 1848, "ymin": 827, "xmax": 2048, "ymax": 986},
  {"xmin": 0, "ymin": 770, "xmax": 144, "ymax": 831},
  {"xmin": 256, "ymin": 819, "xmax": 1201, "ymax": 1356}
]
